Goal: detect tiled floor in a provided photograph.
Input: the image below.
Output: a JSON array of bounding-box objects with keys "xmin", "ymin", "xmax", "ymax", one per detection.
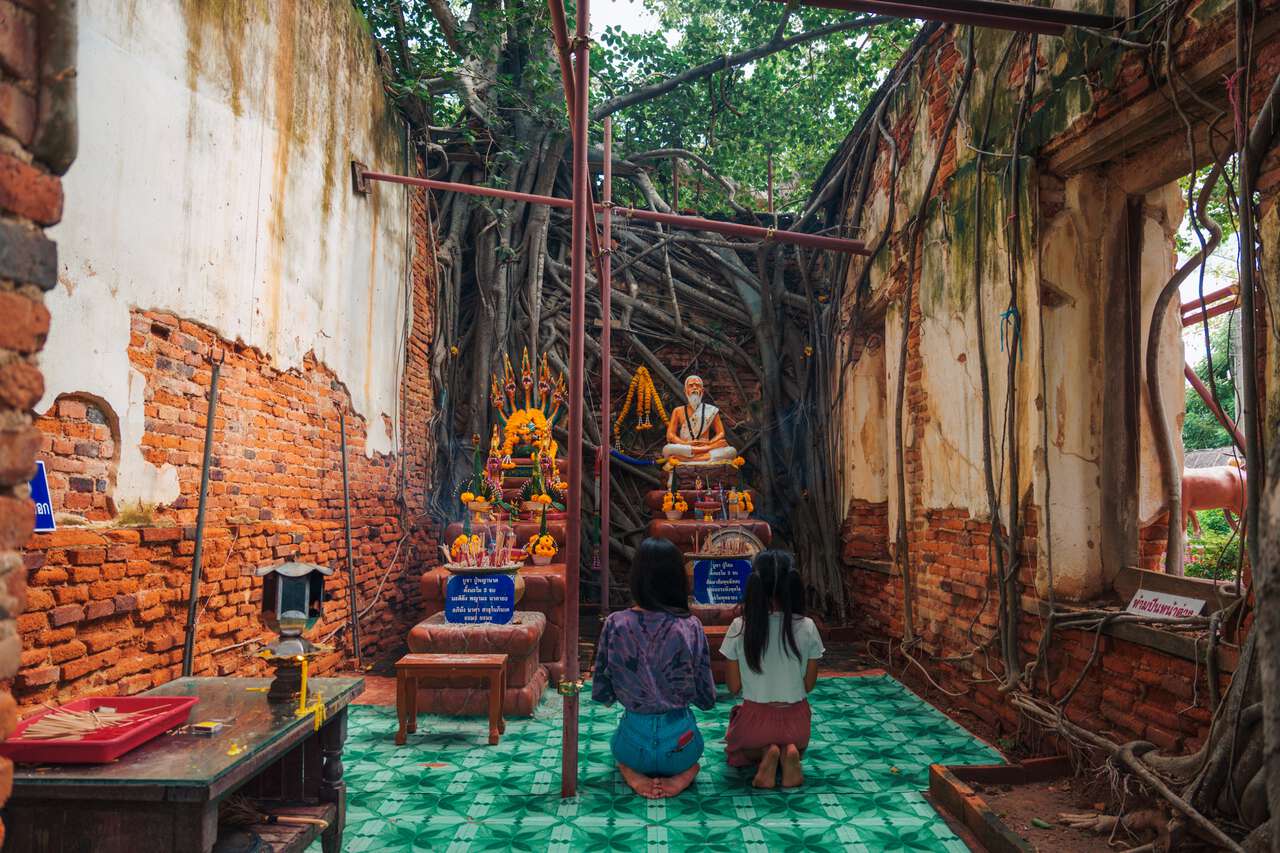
[{"xmin": 317, "ymin": 675, "xmax": 1000, "ymax": 852}]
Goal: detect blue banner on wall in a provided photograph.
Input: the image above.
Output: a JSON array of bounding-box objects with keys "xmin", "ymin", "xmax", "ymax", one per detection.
[
  {"xmin": 693, "ymin": 558, "xmax": 752, "ymax": 605},
  {"xmin": 29, "ymin": 461, "xmax": 55, "ymax": 533},
  {"xmin": 444, "ymin": 573, "xmax": 516, "ymax": 624}
]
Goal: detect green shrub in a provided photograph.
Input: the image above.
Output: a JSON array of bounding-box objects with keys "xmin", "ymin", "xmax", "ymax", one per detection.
[{"xmin": 1185, "ymin": 509, "xmax": 1243, "ymax": 581}]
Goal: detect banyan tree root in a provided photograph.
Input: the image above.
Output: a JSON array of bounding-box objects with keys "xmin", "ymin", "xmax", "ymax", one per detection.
[{"xmin": 1059, "ymin": 808, "xmax": 1167, "ymax": 846}]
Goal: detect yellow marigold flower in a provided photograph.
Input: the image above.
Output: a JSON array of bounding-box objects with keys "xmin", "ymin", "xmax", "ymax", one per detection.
[{"xmin": 460, "ymin": 491, "xmax": 476, "ymax": 504}]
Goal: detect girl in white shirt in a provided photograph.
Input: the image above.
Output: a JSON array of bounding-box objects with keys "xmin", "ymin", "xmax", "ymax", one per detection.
[{"xmin": 719, "ymin": 550, "xmax": 825, "ymax": 788}]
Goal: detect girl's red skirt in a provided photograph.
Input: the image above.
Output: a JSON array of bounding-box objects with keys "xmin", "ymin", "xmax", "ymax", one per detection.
[{"xmin": 723, "ymin": 699, "xmax": 812, "ymax": 767}]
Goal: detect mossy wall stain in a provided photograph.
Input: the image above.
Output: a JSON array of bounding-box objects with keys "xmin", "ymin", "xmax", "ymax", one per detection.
[{"xmin": 179, "ymin": 0, "xmax": 264, "ymax": 117}]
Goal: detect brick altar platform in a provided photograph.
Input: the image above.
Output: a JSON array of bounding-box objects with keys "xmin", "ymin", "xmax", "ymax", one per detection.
[
  {"xmin": 406, "ymin": 612, "xmax": 548, "ymax": 716},
  {"xmin": 421, "ymin": 563, "xmax": 566, "ymax": 684}
]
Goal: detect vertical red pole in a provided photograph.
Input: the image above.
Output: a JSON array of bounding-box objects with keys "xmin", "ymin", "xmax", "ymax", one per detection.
[
  {"xmin": 561, "ymin": 0, "xmax": 589, "ymax": 800},
  {"xmin": 767, "ymin": 150, "xmax": 774, "ymax": 216},
  {"xmin": 600, "ymin": 117, "xmax": 612, "ymax": 616}
]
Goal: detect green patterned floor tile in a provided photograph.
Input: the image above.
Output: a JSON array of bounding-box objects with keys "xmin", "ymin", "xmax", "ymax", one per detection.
[{"xmin": 307, "ymin": 675, "xmax": 1000, "ymax": 852}]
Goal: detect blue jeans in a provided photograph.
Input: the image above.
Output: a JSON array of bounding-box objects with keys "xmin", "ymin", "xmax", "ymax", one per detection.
[{"xmin": 611, "ymin": 707, "xmax": 704, "ymax": 777}]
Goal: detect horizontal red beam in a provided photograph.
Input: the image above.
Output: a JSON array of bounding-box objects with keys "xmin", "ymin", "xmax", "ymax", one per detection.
[
  {"xmin": 358, "ymin": 168, "xmax": 870, "ymax": 255},
  {"xmin": 1181, "ymin": 284, "xmax": 1237, "ymax": 315},
  {"xmin": 760, "ymin": 0, "xmax": 1119, "ymax": 36},
  {"xmin": 1182, "ymin": 299, "xmax": 1240, "ymax": 328}
]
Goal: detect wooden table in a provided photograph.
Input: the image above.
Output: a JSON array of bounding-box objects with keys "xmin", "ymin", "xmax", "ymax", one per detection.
[
  {"xmin": 8, "ymin": 676, "xmax": 363, "ymax": 853},
  {"xmin": 396, "ymin": 653, "xmax": 507, "ymax": 745}
]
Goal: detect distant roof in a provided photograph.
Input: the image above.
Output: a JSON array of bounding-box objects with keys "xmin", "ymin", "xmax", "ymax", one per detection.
[{"xmin": 1185, "ymin": 447, "xmax": 1243, "ymax": 468}]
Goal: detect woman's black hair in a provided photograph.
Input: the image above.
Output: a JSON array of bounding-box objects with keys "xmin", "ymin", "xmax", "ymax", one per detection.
[
  {"xmin": 630, "ymin": 537, "xmax": 690, "ymax": 616},
  {"xmin": 741, "ymin": 549, "xmax": 804, "ymax": 674}
]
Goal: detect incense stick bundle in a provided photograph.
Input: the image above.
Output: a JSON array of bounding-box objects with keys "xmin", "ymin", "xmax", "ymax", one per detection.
[
  {"xmin": 20, "ymin": 707, "xmax": 161, "ymax": 740},
  {"xmin": 219, "ymin": 794, "xmax": 330, "ymax": 829}
]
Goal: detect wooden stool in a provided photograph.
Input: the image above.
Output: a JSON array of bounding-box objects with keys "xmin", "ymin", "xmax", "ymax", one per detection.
[{"xmin": 395, "ymin": 653, "xmax": 508, "ymax": 746}]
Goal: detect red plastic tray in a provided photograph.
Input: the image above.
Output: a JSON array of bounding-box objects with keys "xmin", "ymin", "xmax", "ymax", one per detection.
[{"xmin": 0, "ymin": 695, "xmax": 199, "ymax": 764}]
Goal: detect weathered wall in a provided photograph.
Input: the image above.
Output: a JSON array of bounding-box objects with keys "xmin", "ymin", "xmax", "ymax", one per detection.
[
  {"xmin": 43, "ymin": 0, "xmax": 411, "ymax": 509},
  {"xmin": 15, "ymin": 2, "xmax": 441, "ymax": 709},
  {"xmin": 832, "ymin": 0, "xmax": 1279, "ymax": 750},
  {"xmin": 0, "ymin": 0, "xmax": 77, "ymax": 838}
]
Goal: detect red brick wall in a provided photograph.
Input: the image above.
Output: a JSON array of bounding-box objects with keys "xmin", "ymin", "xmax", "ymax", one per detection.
[
  {"xmin": 15, "ymin": 167, "xmax": 441, "ymax": 711},
  {"xmin": 835, "ymin": 3, "xmax": 1273, "ymax": 757},
  {"xmin": 0, "ymin": 0, "xmax": 77, "ymax": 839},
  {"xmin": 35, "ymin": 395, "xmax": 117, "ymax": 521}
]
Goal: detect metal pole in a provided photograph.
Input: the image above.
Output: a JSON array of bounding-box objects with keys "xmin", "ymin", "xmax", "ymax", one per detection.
[
  {"xmin": 181, "ymin": 359, "xmax": 220, "ymax": 677},
  {"xmin": 340, "ymin": 412, "xmax": 362, "ymax": 668},
  {"xmin": 671, "ymin": 157, "xmax": 680, "ymax": 211},
  {"xmin": 600, "ymin": 117, "xmax": 613, "ymax": 616},
  {"xmin": 1184, "ymin": 363, "xmax": 1246, "ymax": 452},
  {"xmin": 358, "ymin": 170, "xmax": 871, "ymax": 255},
  {"xmin": 561, "ymin": 0, "xmax": 589, "ymax": 800}
]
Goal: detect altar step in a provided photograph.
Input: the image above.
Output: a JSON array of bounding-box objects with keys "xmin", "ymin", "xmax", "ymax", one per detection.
[
  {"xmin": 643, "ymin": 488, "xmax": 759, "ymax": 512},
  {"xmin": 445, "ymin": 517, "xmax": 567, "ymax": 545},
  {"xmin": 645, "ymin": 517, "xmax": 772, "ymax": 551}
]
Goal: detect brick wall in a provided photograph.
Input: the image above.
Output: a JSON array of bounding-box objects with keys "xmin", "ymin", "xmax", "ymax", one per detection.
[
  {"xmin": 835, "ymin": 2, "xmax": 1274, "ymax": 758},
  {"xmin": 14, "ymin": 163, "xmax": 440, "ymax": 711},
  {"xmin": 0, "ymin": 0, "xmax": 77, "ymax": 839}
]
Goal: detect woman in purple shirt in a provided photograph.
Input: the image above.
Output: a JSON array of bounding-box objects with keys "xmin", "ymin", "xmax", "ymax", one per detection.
[{"xmin": 592, "ymin": 537, "xmax": 716, "ymax": 798}]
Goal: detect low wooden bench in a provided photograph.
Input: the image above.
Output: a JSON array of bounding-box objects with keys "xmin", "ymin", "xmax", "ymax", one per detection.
[{"xmin": 395, "ymin": 653, "xmax": 508, "ymax": 746}]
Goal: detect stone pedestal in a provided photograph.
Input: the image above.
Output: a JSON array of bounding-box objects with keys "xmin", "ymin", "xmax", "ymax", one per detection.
[
  {"xmin": 407, "ymin": 612, "xmax": 548, "ymax": 716},
  {"xmin": 421, "ymin": 564, "xmax": 566, "ymax": 684}
]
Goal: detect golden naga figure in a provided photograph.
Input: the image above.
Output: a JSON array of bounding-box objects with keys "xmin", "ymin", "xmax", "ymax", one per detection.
[{"xmin": 663, "ymin": 375, "xmax": 737, "ymax": 464}]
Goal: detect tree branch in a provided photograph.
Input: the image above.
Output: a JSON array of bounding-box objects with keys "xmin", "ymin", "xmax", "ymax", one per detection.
[
  {"xmin": 591, "ymin": 15, "xmax": 895, "ymax": 120},
  {"xmin": 425, "ymin": 0, "xmax": 464, "ymax": 55}
]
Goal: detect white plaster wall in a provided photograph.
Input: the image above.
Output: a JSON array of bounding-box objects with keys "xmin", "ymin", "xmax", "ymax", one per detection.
[
  {"xmin": 41, "ymin": 0, "xmax": 410, "ymax": 506},
  {"xmin": 842, "ymin": 339, "xmax": 888, "ymax": 504},
  {"xmin": 1038, "ymin": 179, "xmax": 1106, "ymax": 600},
  {"xmin": 1137, "ymin": 183, "xmax": 1188, "ymax": 525}
]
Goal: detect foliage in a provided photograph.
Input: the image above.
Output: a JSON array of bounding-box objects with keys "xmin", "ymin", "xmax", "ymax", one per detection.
[
  {"xmin": 1182, "ymin": 315, "xmax": 1237, "ymax": 451},
  {"xmin": 1175, "ymin": 160, "xmax": 1238, "ymax": 255},
  {"xmin": 1184, "ymin": 508, "xmax": 1242, "ymax": 581},
  {"xmin": 595, "ymin": 2, "xmax": 916, "ymax": 211},
  {"xmin": 352, "ymin": 0, "xmax": 916, "ymax": 213}
]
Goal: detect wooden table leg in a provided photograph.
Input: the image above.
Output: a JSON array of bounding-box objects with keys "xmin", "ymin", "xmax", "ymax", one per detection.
[
  {"xmin": 319, "ymin": 707, "xmax": 348, "ymax": 853},
  {"xmin": 395, "ymin": 671, "xmax": 407, "ymax": 745},
  {"xmin": 407, "ymin": 675, "xmax": 417, "ymax": 734},
  {"xmin": 498, "ymin": 666, "xmax": 506, "ymax": 734},
  {"xmin": 488, "ymin": 669, "xmax": 501, "ymax": 745}
]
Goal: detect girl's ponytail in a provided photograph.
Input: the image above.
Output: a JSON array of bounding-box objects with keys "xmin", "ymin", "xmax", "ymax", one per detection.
[{"xmin": 741, "ymin": 550, "xmax": 804, "ymax": 674}]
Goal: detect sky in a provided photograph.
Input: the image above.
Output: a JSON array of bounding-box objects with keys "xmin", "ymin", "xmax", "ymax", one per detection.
[{"xmin": 593, "ymin": 0, "xmax": 660, "ymax": 33}]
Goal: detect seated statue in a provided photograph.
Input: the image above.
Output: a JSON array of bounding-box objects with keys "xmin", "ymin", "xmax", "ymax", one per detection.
[{"xmin": 663, "ymin": 375, "xmax": 738, "ymax": 464}]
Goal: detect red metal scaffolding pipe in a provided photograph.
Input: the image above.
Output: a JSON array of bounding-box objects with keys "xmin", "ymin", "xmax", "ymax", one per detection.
[
  {"xmin": 1185, "ymin": 362, "xmax": 1246, "ymax": 451},
  {"xmin": 1182, "ymin": 299, "xmax": 1240, "ymax": 328},
  {"xmin": 561, "ymin": 0, "xmax": 589, "ymax": 800},
  {"xmin": 358, "ymin": 169, "xmax": 871, "ymax": 255},
  {"xmin": 1181, "ymin": 284, "xmax": 1238, "ymax": 315},
  {"xmin": 761, "ymin": 0, "xmax": 1118, "ymax": 35},
  {"xmin": 600, "ymin": 117, "xmax": 613, "ymax": 619}
]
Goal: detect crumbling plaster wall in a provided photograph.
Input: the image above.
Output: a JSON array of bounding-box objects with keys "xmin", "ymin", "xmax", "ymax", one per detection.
[
  {"xmin": 41, "ymin": 0, "xmax": 411, "ymax": 509},
  {"xmin": 840, "ymin": 17, "xmax": 1199, "ymax": 605}
]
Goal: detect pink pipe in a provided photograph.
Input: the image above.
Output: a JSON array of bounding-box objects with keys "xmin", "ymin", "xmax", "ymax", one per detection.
[
  {"xmin": 560, "ymin": 0, "xmax": 589, "ymax": 800},
  {"xmin": 1185, "ymin": 362, "xmax": 1246, "ymax": 451},
  {"xmin": 1181, "ymin": 284, "xmax": 1237, "ymax": 315},
  {"xmin": 360, "ymin": 170, "xmax": 872, "ymax": 255},
  {"xmin": 600, "ymin": 117, "xmax": 613, "ymax": 617}
]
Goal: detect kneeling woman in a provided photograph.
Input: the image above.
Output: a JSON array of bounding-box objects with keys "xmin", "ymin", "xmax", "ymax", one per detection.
[{"xmin": 592, "ymin": 537, "xmax": 716, "ymax": 798}]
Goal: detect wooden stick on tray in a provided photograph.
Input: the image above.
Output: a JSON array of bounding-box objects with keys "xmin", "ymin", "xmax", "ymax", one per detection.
[{"xmin": 19, "ymin": 707, "xmax": 164, "ymax": 740}]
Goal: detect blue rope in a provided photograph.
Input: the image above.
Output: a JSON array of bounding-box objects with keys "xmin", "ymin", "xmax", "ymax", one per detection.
[
  {"xmin": 610, "ymin": 449, "xmax": 658, "ymax": 466},
  {"xmin": 999, "ymin": 305, "xmax": 1023, "ymax": 362}
]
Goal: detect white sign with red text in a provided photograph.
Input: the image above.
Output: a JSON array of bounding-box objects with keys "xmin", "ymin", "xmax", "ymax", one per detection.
[{"xmin": 1126, "ymin": 590, "xmax": 1206, "ymax": 620}]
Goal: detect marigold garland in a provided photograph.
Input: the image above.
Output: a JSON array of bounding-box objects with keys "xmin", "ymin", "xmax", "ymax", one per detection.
[{"xmin": 613, "ymin": 367, "xmax": 668, "ymax": 448}]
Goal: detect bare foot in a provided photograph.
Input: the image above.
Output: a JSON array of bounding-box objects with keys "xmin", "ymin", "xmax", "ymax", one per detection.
[
  {"xmin": 781, "ymin": 744, "xmax": 804, "ymax": 788},
  {"xmin": 752, "ymin": 744, "xmax": 781, "ymax": 789},
  {"xmin": 618, "ymin": 762, "xmax": 660, "ymax": 799},
  {"xmin": 656, "ymin": 763, "xmax": 700, "ymax": 798}
]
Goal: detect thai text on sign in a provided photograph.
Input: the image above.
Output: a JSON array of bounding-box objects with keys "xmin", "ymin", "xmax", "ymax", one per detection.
[
  {"xmin": 445, "ymin": 573, "xmax": 516, "ymax": 625},
  {"xmin": 1125, "ymin": 590, "xmax": 1206, "ymax": 620},
  {"xmin": 693, "ymin": 558, "xmax": 752, "ymax": 606}
]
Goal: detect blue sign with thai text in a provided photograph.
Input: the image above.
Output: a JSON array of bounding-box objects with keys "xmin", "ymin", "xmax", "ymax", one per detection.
[
  {"xmin": 693, "ymin": 558, "xmax": 752, "ymax": 605},
  {"xmin": 29, "ymin": 461, "xmax": 54, "ymax": 533},
  {"xmin": 445, "ymin": 573, "xmax": 516, "ymax": 624}
]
